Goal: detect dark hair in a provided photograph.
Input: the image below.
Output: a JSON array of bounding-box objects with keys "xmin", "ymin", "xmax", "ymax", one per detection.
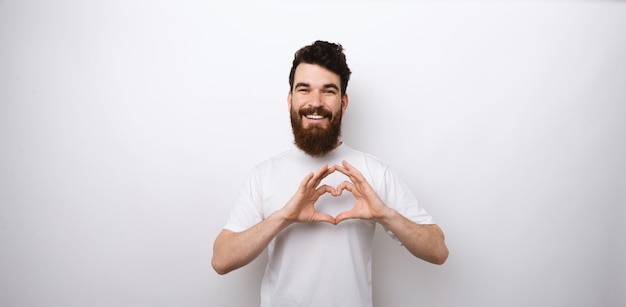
[{"xmin": 288, "ymin": 40, "xmax": 352, "ymax": 96}]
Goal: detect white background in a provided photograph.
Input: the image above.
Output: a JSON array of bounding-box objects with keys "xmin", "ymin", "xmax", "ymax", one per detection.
[{"xmin": 1, "ymin": 1, "xmax": 625, "ymax": 306}]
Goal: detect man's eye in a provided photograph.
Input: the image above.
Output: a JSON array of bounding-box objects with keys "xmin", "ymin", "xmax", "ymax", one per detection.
[{"xmin": 298, "ymin": 88, "xmax": 309, "ymax": 93}]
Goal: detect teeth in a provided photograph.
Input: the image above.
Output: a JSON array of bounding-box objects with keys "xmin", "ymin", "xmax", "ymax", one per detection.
[{"xmin": 306, "ymin": 115, "xmax": 324, "ymax": 119}]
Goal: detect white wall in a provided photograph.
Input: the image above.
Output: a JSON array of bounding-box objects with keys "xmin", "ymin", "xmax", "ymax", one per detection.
[{"xmin": 1, "ymin": 1, "xmax": 625, "ymax": 306}]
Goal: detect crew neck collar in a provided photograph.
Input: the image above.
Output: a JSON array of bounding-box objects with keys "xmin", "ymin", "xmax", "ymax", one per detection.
[{"xmin": 293, "ymin": 142, "xmax": 347, "ymax": 159}]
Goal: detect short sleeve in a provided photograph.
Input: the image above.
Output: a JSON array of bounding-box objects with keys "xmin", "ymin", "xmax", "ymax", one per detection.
[
  {"xmin": 222, "ymin": 169, "xmax": 265, "ymax": 232},
  {"xmin": 377, "ymin": 165, "xmax": 435, "ymax": 242}
]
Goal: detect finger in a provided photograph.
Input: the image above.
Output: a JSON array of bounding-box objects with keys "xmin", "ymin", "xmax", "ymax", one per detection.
[
  {"xmin": 333, "ymin": 164, "xmax": 349, "ymax": 177},
  {"xmin": 341, "ymin": 160, "xmax": 366, "ymax": 184},
  {"xmin": 334, "ymin": 162, "xmax": 360, "ymax": 185},
  {"xmin": 304, "ymin": 164, "xmax": 328, "ymax": 189},
  {"xmin": 325, "ymin": 164, "xmax": 338, "ymax": 177},
  {"xmin": 315, "ymin": 163, "xmax": 329, "ymax": 175},
  {"xmin": 316, "ymin": 184, "xmax": 337, "ymax": 197},
  {"xmin": 311, "ymin": 212, "xmax": 337, "ymax": 225},
  {"xmin": 320, "ymin": 167, "xmax": 336, "ymax": 183},
  {"xmin": 334, "ymin": 209, "xmax": 358, "ymax": 224},
  {"xmin": 335, "ymin": 181, "xmax": 354, "ymax": 196},
  {"xmin": 310, "ymin": 164, "xmax": 333, "ymax": 187},
  {"xmin": 299, "ymin": 172, "xmax": 315, "ymax": 190}
]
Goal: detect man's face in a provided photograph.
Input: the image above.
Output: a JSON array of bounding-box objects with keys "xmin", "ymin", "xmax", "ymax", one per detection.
[{"xmin": 288, "ymin": 63, "xmax": 348, "ymax": 157}]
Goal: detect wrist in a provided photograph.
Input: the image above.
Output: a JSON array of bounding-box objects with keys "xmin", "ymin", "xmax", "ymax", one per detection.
[
  {"xmin": 270, "ymin": 208, "xmax": 296, "ymax": 228},
  {"xmin": 374, "ymin": 206, "xmax": 397, "ymax": 225}
]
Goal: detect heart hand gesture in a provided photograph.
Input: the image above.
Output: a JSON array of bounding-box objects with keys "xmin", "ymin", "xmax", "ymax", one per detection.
[
  {"xmin": 333, "ymin": 160, "xmax": 391, "ymax": 224},
  {"xmin": 280, "ymin": 164, "xmax": 338, "ymax": 225}
]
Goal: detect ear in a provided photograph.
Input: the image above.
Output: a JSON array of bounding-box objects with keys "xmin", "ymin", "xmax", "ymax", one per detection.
[
  {"xmin": 287, "ymin": 91, "xmax": 292, "ymax": 110},
  {"xmin": 341, "ymin": 94, "xmax": 349, "ymax": 112}
]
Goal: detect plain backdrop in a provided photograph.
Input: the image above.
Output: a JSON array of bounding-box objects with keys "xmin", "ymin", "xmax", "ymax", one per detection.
[{"xmin": 1, "ymin": 1, "xmax": 625, "ymax": 306}]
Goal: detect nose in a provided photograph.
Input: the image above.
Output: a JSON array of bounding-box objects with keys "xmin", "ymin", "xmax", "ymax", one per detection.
[{"xmin": 308, "ymin": 90, "xmax": 322, "ymax": 107}]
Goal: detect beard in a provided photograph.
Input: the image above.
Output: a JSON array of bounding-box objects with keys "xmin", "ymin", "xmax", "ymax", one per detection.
[{"xmin": 290, "ymin": 106, "xmax": 343, "ymax": 157}]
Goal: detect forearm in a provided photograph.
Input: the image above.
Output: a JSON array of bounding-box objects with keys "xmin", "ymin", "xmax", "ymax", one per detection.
[
  {"xmin": 212, "ymin": 211, "xmax": 291, "ymax": 275},
  {"xmin": 378, "ymin": 208, "xmax": 449, "ymax": 265}
]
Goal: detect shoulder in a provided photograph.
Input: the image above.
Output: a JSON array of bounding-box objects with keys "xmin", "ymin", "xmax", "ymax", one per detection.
[
  {"xmin": 342, "ymin": 145, "xmax": 390, "ymax": 171},
  {"xmin": 252, "ymin": 147, "xmax": 297, "ymax": 170},
  {"xmin": 249, "ymin": 147, "xmax": 315, "ymax": 181},
  {"xmin": 338, "ymin": 146, "xmax": 394, "ymax": 191}
]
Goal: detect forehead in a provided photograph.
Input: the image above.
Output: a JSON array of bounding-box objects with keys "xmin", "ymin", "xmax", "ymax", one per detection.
[{"xmin": 294, "ymin": 63, "xmax": 341, "ymax": 86}]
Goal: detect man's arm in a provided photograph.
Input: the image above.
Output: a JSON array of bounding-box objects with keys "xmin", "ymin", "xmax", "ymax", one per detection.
[
  {"xmin": 376, "ymin": 210, "xmax": 448, "ymax": 264},
  {"xmin": 212, "ymin": 211, "xmax": 291, "ymax": 275},
  {"xmin": 212, "ymin": 164, "xmax": 338, "ymax": 275},
  {"xmin": 334, "ymin": 160, "xmax": 449, "ymax": 265}
]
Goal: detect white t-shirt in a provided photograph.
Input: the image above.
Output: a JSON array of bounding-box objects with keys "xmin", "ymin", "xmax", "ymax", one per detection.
[{"xmin": 224, "ymin": 144, "xmax": 434, "ymax": 307}]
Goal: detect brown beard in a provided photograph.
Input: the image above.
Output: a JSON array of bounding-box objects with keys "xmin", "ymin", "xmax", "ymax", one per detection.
[{"xmin": 290, "ymin": 106, "xmax": 342, "ymax": 157}]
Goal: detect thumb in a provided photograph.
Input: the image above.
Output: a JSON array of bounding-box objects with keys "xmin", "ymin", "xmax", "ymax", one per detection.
[
  {"xmin": 312, "ymin": 212, "xmax": 337, "ymax": 225},
  {"xmin": 334, "ymin": 209, "xmax": 357, "ymax": 224}
]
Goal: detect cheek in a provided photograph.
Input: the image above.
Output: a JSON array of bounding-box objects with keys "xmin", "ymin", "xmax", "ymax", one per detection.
[
  {"xmin": 321, "ymin": 97, "xmax": 341, "ymax": 108},
  {"xmin": 333, "ymin": 101, "xmax": 344, "ymax": 113},
  {"xmin": 290, "ymin": 98, "xmax": 306, "ymax": 110}
]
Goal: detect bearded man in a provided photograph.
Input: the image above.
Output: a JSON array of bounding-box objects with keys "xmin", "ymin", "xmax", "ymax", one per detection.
[{"xmin": 212, "ymin": 40, "xmax": 448, "ymax": 307}]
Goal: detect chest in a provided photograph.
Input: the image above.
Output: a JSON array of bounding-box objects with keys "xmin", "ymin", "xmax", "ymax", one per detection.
[{"xmin": 261, "ymin": 166, "xmax": 364, "ymax": 217}]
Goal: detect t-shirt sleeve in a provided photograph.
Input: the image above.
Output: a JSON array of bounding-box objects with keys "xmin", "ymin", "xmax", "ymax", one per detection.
[
  {"xmin": 222, "ymin": 169, "xmax": 264, "ymax": 233},
  {"xmin": 376, "ymin": 164, "xmax": 435, "ymax": 242}
]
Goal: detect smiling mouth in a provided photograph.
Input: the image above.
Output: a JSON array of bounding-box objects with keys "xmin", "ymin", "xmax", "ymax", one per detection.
[
  {"xmin": 300, "ymin": 106, "xmax": 332, "ymax": 121},
  {"xmin": 305, "ymin": 114, "xmax": 325, "ymax": 120}
]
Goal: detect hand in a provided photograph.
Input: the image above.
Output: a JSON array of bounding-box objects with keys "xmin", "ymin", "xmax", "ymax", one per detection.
[
  {"xmin": 281, "ymin": 164, "xmax": 338, "ymax": 225},
  {"xmin": 333, "ymin": 160, "xmax": 391, "ymax": 224}
]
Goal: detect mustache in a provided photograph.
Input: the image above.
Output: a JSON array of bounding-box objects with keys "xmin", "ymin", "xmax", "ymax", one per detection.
[{"xmin": 298, "ymin": 106, "xmax": 333, "ymax": 118}]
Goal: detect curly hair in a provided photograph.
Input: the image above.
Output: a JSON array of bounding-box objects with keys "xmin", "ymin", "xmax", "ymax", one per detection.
[{"xmin": 288, "ymin": 40, "xmax": 352, "ymax": 96}]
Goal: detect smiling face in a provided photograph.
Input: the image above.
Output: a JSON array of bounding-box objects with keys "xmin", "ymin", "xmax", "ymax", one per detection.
[{"xmin": 288, "ymin": 63, "xmax": 349, "ymax": 157}]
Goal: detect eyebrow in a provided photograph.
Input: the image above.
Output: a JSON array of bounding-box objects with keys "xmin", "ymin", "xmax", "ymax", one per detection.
[
  {"xmin": 294, "ymin": 82, "xmax": 340, "ymax": 91},
  {"xmin": 323, "ymin": 84, "xmax": 340, "ymax": 91}
]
